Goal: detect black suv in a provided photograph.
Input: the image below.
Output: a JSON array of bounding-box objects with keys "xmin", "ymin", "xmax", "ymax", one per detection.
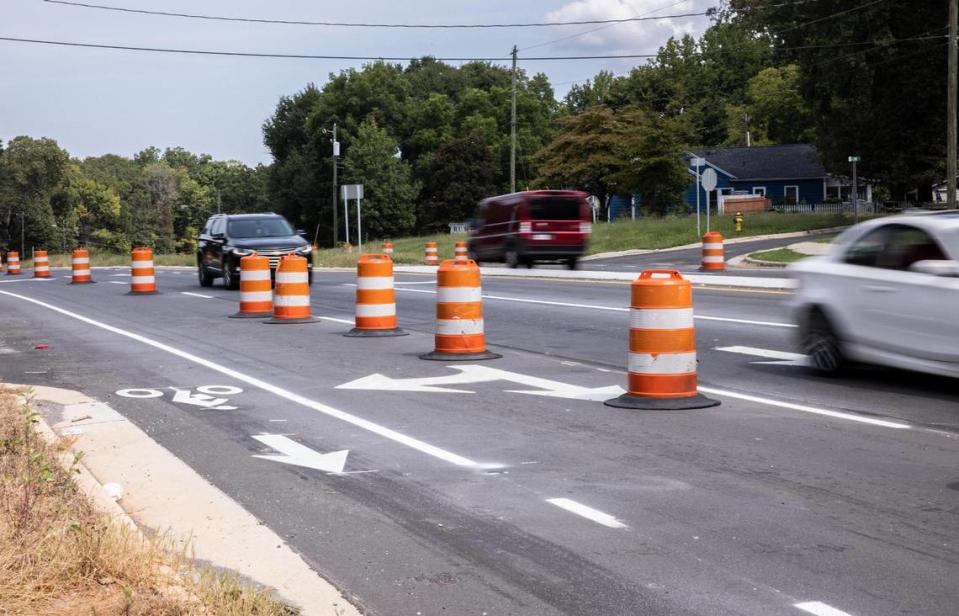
[{"xmin": 196, "ymin": 213, "xmax": 313, "ymax": 289}]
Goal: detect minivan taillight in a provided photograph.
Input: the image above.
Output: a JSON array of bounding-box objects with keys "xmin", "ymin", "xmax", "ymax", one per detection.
[
  {"xmin": 519, "ymin": 221, "xmax": 532, "ymax": 234},
  {"xmin": 580, "ymin": 222, "xmax": 592, "ymax": 235}
]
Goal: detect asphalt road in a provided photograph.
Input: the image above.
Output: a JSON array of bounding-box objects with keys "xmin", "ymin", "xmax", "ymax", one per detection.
[{"xmin": 1, "ymin": 267, "xmax": 956, "ymax": 616}]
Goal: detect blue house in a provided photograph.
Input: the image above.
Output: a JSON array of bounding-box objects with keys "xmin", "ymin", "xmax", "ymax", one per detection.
[{"xmin": 684, "ymin": 144, "xmax": 860, "ymax": 211}]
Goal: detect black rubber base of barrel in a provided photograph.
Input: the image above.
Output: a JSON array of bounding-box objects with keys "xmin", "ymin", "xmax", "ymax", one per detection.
[
  {"xmin": 69, "ymin": 280, "xmax": 95, "ymax": 284},
  {"xmin": 419, "ymin": 350, "xmax": 502, "ymax": 361},
  {"xmin": 344, "ymin": 328, "xmax": 409, "ymax": 337},
  {"xmin": 5, "ymin": 273, "xmax": 21, "ymax": 276},
  {"xmin": 229, "ymin": 311, "xmax": 272, "ymax": 319},
  {"xmin": 126, "ymin": 290, "xmax": 160, "ymax": 296},
  {"xmin": 604, "ymin": 392, "xmax": 721, "ymax": 410},
  {"xmin": 262, "ymin": 316, "xmax": 322, "ymax": 324}
]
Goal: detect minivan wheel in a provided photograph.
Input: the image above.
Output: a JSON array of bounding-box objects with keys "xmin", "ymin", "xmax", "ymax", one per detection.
[
  {"xmin": 198, "ymin": 263, "xmax": 214, "ymax": 287},
  {"xmin": 222, "ymin": 260, "xmax": 239, "ymax": 290},
  {"xmin": 566, "ymin": 257, "xmax": 579, "ymax": 270},
  {"xmin": 801, "ymin": 310, "xmax": 844, "ymax": 375},
  {"xmin": 505, "ymin": 247, "xmax": 520, "ymax": 269}
]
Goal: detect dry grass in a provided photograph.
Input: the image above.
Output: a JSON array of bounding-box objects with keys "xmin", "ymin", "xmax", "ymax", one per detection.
[{"xmin": 0, "ymin": 388, "xmax": 296, "ymax": 615}]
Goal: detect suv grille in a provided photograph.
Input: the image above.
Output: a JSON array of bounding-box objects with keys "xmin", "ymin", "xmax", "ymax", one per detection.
[{"xmin": 252, "ymin": 248, "xmax": 297, "ymax": 269}]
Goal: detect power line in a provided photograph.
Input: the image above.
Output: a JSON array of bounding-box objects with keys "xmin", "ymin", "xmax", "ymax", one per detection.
[
  {"xmin": 0, "ymin": 35, "xmax": 658, "ymax": 61},
  {"xmin": 41, "ymin": 0, "xmax": 709, "ymax": 29}
]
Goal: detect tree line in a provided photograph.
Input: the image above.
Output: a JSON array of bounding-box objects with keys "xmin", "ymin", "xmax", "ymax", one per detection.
[{"xmin": 1, "ymin": 1, "xmax": 947, "ymax": 254}]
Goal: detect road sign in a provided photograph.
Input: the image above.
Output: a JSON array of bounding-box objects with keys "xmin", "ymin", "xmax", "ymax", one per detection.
[
  {"xmin": 700, "ymin": 168, "xmax": 718, "ymax": 192},
  {"xmin": 341, "ymin": 184, "xmax": 363, "ymax": 200},
  {"xmin": 690, "ymin": 157, "xmax": 705, "ymax": 167},
  {"xmin": 848, "ymin": 155, "xmax": 861, "ymax": 162}
]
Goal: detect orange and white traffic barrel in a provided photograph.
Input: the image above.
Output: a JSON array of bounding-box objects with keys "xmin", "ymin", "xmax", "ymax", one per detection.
[
  {"xmin": 70, "ymin": 248, "xmax": 93, "ymax": 284},
  {"xmin": 265, "ymin": 254, "xmax": 318, "ymax": 324},
  {"xmin": 382, "ymin": 242, "xmax": 394, "ymax": 258},
  {"xmin": 6, "ymin": 251, "xmax": 21, "ymax": 275},
  {"xmin": 605, "ymin": 270, "xmax": 718, "ymax": 410},
  {"xmin": 424, "ymin": 241, "xmax": 438, "ymax": 266},
  {"xmin": 0, "ymin": 253, "xmax": 3, "ymax": 273},
  {"xmin": 454, "ymin": 241, "xmax": 468, "ymax": 263},
  {"xmin": 345, "ymin": 253, "xmax": 407, "ymax": 337},
  {"xmin": 33, "ymin": 250, "xmax": 50, "ymax": 278},
  {"xmin": 230, "ymin": 253, "xmax": 272, "ymax": 318},
  {"xmin": 420, "ymin": 259, "xmax": 500, "ymax": 361},
  {"xmin": 701, "ymin": 231, "xmax": 725, "ymax": 271},
  {"xmin": 130, "ymin": 247, "xmax": 157, "ymax": 294}
]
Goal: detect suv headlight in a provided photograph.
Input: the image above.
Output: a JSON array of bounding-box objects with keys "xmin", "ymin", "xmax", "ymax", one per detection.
[
  {"xmin": 229, "ymin": 247, "xmax": 255, "ymax": 257},
  {"xmin": 295, "ymin": 245, "xmax": 312, "ymax": 255}
]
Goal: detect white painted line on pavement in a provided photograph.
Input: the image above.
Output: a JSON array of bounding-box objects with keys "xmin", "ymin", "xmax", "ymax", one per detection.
[
  {"xmin": 546, "ymin": 498, "xmax": 627, "ymax": 529},
  {"xmin": 698, "ymin": 386, "xmax": 911, "ymax": 430},
  {"xmin": 0, "ymin": 278, "xmax": 49, "ymax": 284},
  {"xmin": 0, "ymin": 290, "xmax": 481, "ymax": 468},
  {"xmin": 181, "ymin": 292, "xmax": 214, "ymax": 299},
  {"xmin": 394, "ymin": 281, "xmax": 435, "ymax": 285},
  {"xmin": 716, "ymin": 346, "xmax": 805, "ymax": 361},
  {"xmin": 794, "ymin": 601, "xmax": 854, "ymax": 616},
  {"xmin": 696, "ymin": 315, "xmax": 797, "ymax": 328},
  {"xmin": 319, "ymin": 316, "xmax": 355, "ymax": 325},
  {"xmin": 108, "ymin": 281, "xmax": 126, "ymax": 285}
]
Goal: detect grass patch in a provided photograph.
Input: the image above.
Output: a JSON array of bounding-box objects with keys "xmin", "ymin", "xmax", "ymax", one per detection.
[
  {"xmin": 749, "ymin": 248, "xmax": 808, "ymax": 263},
  {"xmin": 311, "ymin": 212, "xmax": 860, "ymax": 267},
  {"xmin": 0, "ymin": 388, "xmax": 294, "ymax": 615}
]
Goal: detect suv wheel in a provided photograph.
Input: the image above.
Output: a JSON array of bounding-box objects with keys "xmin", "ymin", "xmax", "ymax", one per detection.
[
  {"xmin": 801, "ymin": 310, "xmax": 844, "ymax": 375},
  {"xmin": 505, "ymin": 247, "xmax": 520, "ymax": 269},
  {"xmin": 198, "ymin": 262, "xmax": 214, "ymax": 287},
  {"xmin": 566, "ymin": 257, "xmax": 579, "ymax": 270},
  {"xmin": 222, "ymin": 260, "xmax": 239, "ymax": 290}
]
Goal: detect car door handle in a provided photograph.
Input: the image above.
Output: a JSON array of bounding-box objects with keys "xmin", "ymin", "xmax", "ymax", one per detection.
[{"xmin": 863, "ymin": 285, "xmax": 897, "ymax": 293}]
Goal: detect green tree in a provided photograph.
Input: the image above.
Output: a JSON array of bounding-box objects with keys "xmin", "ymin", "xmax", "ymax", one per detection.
[
  {"xmin": 343, "ymin": 119, "xmax": 419, "ymax": 239},
  {"xmin": 0, "ymin": 136, "xmax": 70, "ymax": 251},
  {"xmin": 66, "ymin": 175, "xmax": 122, "ymax": 246},
  {"xmin": 420, "ymin": 137, "xmax": 501, "ymax": 231}
]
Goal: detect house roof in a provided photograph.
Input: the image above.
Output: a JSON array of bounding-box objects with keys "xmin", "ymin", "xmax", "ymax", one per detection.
[{"xmin": 691, "ymin": 144, "xmax": 827, "ymax": 180}]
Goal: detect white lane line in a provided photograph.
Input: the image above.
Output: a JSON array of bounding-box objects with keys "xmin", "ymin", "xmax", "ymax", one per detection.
[
  {"xmin": 394, "ymin": 281, "xmax": 435, "ymax": 286},
  {"xmin": 546, "ymin": 498, "xmax": 627, "ymax": 529},
  {"xmin": 319, "ymin": 316, "xmax": 355, "ymax": 325},
  {"xmin": 181, "ymin": 291, "xmax": 214, "ymax": 299},
  {"xmin": 108, "ymin": 281, "xmax": 126, "ymax": 285},
  {"xmin": 716, "ymin": 346, "xmax": 805, "ymax": 361},
  {"xmin": 0, "ymin": 290, "xmax": 480, "ymax": 468},
  {"xmin": 794, "ymin": 601, "xmax": 854, "ymax": 616},
  {"xmin": 698, "ymin": 386, "xmax": 911, "ymax": 430},
  {"xmin": 391, "ymin": 287, "xmax": 795, "ymax": 328},
  {"xmin": 0, "ymin": 278, "xmax": 49, "ymax": 284}
]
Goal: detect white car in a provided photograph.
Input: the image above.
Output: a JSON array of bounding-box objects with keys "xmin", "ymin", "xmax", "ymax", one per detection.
[{"xmin": 788, "ymin": 211, "xmax": 959, "ymax": 377}]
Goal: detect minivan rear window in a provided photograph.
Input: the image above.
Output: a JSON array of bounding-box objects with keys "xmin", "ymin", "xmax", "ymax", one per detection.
[{"xmin": 528, "ymin": 197, "xmax": 581, "ymax": 220}]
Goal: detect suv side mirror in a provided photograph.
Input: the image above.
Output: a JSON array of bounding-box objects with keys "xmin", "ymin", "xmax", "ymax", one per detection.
[
  {"xmin": 909, "ymin": 259, "xmax": 959, "ymax": 277},
  {"xmin": 211, "ymin": 232, "xmax": 226, "ymax": 241}
]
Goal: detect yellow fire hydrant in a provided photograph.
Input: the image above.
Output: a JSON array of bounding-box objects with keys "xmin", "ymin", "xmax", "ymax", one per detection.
[{"xmin": 734, "ymin": 211, "xmax": 744, "ymax": 233}]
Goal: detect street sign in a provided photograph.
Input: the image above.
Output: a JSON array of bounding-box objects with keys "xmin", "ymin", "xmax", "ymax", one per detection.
[
  {"xmin": 690, "ymin": 157, "xmax": 706, "ymax": 167},
  {"xmin": 341, "ymin": 184, "xmax": 363, "ymax": 200},
  {"xmin": 701, "ymin": 168, "xmax": 718, "ymax": 192},
  {"xmin": 848, "ymin": 155, "xmax": 861, "ymax": 162}
]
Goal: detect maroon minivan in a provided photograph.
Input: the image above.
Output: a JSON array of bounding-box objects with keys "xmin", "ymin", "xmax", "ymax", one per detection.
[{"xmin": 467, "ymin": 190, "xmax": 592, "ymax": 269}]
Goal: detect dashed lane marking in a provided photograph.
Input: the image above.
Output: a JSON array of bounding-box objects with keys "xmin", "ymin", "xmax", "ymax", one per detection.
[
  {"xmin": 794, "ymin": 601, "xmax": 854, "ymax": 616},
  {"xmin": 181, "ymin": 292, "xmax": 214, "ymax": 299},
  {"xmin": 546, "ymin": 498, "xmax": 627, "ymax": 529}
]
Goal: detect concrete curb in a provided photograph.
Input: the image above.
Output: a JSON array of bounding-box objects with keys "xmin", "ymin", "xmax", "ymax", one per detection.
[{"xmin": 15, "ymin": 385, "xmax": 361, "ymax": 616}]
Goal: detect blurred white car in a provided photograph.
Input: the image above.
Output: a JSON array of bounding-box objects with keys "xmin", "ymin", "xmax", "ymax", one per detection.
[{"xmin": 788, "ymin": 212, "xmax": 959, "ymax": 377}]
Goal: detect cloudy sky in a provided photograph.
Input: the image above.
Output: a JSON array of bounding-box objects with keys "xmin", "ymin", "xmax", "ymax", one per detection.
[{"xmin": 1, "ymin": 0, "xmax": 713, "ymax": 165}]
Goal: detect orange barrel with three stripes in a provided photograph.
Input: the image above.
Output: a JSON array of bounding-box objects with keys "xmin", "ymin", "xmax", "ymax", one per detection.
[
  {"xmin": 604, "ymin": 270, "xmax": 718, "ymax": 410},
  {"xmin": 345, "ymin": 254, "xmax": 407, "ymax": 337},
  {"xmin": 701, "ymin": 231, "xmax": 725, "ymax": 271},
  {"xmin": 382, "ymin": 242, "xmax": 394, "ymax": 258},
  {"xmin": 6, "ymin": 251, "xmax": 21, "ymax": 275},
  {"xmin": 230, "ymin": 253, "xmax": 272, "ymax": 318},
  {"xmin": 454, "ymin": 241, "xmax": 468, "ymax": 263},
  {"xmin": 70, "ymin": 248, "xmax": 92, "ymax": 283},
  {"xmin": 420, "ymin": 259, "xmax": 501, "ymax": 361},
  {"xmin": 130, "ymin": 247, "xmax": 157, "ymax": 294},
  {"xmin": 0, "ymin": 253, "xmax": 3, "ymax": 273},
  {"xmin": 424, "ymin": 241, "xmax": 438, "ymax": 266},
  {"xmin": 265, "ymin": 254, "xmax": 318, "ymax": 324},
  {"xmin": 33, "ymin": 250, "xmax": 50, "ymax": 278}
]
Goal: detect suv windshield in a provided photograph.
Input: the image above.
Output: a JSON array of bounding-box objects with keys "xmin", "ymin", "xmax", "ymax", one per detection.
[
  {"xmin": 227, "ymin": 218, "xmax": 294, "ymax": 238},
  {"xmin": 528, "ymin": 197, "xmax": 581, "ymax": 220}
]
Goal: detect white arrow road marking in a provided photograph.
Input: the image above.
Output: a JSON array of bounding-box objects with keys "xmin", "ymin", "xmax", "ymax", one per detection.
[
  {"xmin": 794, "ymin": 601, "xmax": 853, "ymax": 616},
  {"xmin": 0, "ymin": 290, "xmax": 480, "ymax": 468},
  {"xmin": 252, "ymin": 434, "xmax": 349, "ymax": 474},
  {"xmin": 546, "ymin": 498, "xmax": 627, "ymax": 529},
  {"xmin": 170, "ymin": 387, "xmax": 237, "ymax": 410},
  {"xmin": 716, "ymin": 345, "xmax": 807, "ymax": 366},
  {"xmin": 336, "ymin": 365, "xmax": 625, "ymax": 401}
]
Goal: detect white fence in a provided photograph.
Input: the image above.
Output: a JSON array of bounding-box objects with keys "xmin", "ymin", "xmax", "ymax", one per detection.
[{"xmin": 771, "ymin": 202, "xmax": 876, "ymax": 215}]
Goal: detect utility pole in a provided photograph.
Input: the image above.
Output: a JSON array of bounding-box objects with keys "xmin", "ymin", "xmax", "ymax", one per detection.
[
  {"xmin": 949, "ymin": 0, "xmax": 957, "ymax": 208},
  {"xmin": 216, "ymin": 187, "xmax": 222, "ymax": 214},
  {"xmin": 510, "ymin": 45, "xmax": 518, "ymax": 193},
  {"xmin": 332, "ymin": 123, "xmax": 339, "ymax": 245},
  {"xmin": 744, "ymin": 112, "xmax": 752, "ymax": 147},
  {"xmin": 20, "ymin": 211, "xmax": 25, "ymax": 256},
  {"xmin": 849, "ymin": 156, "xmax": 860, "ymax": 223}
]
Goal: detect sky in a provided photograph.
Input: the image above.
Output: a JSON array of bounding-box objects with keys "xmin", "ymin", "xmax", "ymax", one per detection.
[{"xmin": 0, "ymin": 0, "xmax": 713, "ymax": 165}]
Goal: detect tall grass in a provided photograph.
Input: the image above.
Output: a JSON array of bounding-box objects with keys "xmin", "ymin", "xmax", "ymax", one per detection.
[{"xmin": 0, "ymin": 388, "xmax": 293, "ymax": 615}]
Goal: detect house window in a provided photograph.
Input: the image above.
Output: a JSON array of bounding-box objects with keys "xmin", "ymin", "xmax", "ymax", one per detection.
[
  {"xmin": 752, "ymin": 187, "xmax": 766, "ymax": 197},
  {"xmin": 826, "ymin": 186, "xmax": 841, "ymax": 202},
  {"xmin": 784, "ymin": 185, "xmax": 799, "ymax": 204}
]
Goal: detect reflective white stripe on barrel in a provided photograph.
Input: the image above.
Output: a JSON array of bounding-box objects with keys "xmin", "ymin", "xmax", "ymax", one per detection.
[
  {"xmin": 72, "ymin": 257, "xmax": 90, "ymax": 265},
  {"xmin": 436, "ymin": 318, "xmax": 485, "ymax": 335},
  {"xmin": 132, "ymin": 260, "xmax": 154, "ymax": 269},
  {"xmin": 703, "ymin": 243, "xmax": 723, "ymax": 250},
  {"xmin": 355, "ymin": 303, "xmax": 397, "ymax": 317},
  {"xmin": 275, "ymin": 272, "xmax": 308, "ymax": 284},
  {"xmin": 131, "ymin": 275, "xmax": 155, "ymax": 285},
  {"xmin": 437, "ymin": 287, "xmax": 483, "ymax": 303},
  {"xmin": 702, "ymin": 256, "xmax": 725, "ymax": 263},
  {"xmin": 628, "ymin": 352, "xmax": 697, "ymax": 374},
  {"xmin": 357, "ymin": 276, "xmax": 394, "ymax": 290},
  {"xmin": 274, "ymin": 294, "xmax": 311, "ymax": 307},
  {"xmin": 240, "ymin": 290, "xmax": 272, "ymax": 303},
  {"xmin": 241, "ymin": 269, "xmax": 271, "ymax": 281},
  {"xmin": 72, "ymin": 268, "xmax": 91, "ymax": 277},
  {"xmin": 630, "ymin": 308, "xmax": 694, "ymax": 330},
  {"xmin": 34, "ymin": 265, "xmax": 49, "ymax": 272}
]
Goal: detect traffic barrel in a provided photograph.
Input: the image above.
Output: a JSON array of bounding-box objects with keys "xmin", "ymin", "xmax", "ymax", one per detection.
[
  {"xmin": 345, "ymin": 254, "xmax": 407, "ymax": 337},
  {"xmin": 424, "ymin": 241, "xmax": 438, "ymax": 266},
  {"xmin": 6, "ymin": 251, "xmax": 21, "ymax": 275},
  {"xmin": 420, "ymin": 259, "xmax": 501, "ymax": 361},
  {"xmin": 382, "ymin": 241, "xmax": 394, "ymax": 258},
  {"xmin": 230, "ymin": 253, "xmax": 272, "ymax": 318},
  {"xmin": 454, "ymin": 241, "xmax": 468, "ymax": 263},
  {"xmin": 33, "ymin": 250, "xmax": 50, "ymax": 278},
  {"xmin": 130, "ymin": 247, "xmax": 157, "ymax": 294},
  {"xmin": 605, "ymin": 270, "xmax": 719, "ymax": 410},
  {"xmin": 265, "ymin": 254, "xmax": 318, "ymax": 324},
  {"xmin": 701, "ymin": 231, "xmax": 725, "ymax": 271},
  {"xmin": 70, "ymin": 248, "xmax": 93, "ymax": 284}
]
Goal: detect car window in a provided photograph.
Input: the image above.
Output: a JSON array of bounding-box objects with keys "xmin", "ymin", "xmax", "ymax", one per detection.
[
  {"xmin": 843, "ymin": 224, "xmax": 947, "ymax": 270},
  {"xmin": 227, "ymin": 218, "xmax": 294, "ymax": 238},
  {"xmin": 211, "ymin": 218, "xmax": 225, "ymax": 236},
  {"xmin": 528, "ymin": 197, "xmax": 582, "ymax": 220},
  {"xmin": 843, "ymin": 227, "xmax": 887, "ymax": 267}
]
